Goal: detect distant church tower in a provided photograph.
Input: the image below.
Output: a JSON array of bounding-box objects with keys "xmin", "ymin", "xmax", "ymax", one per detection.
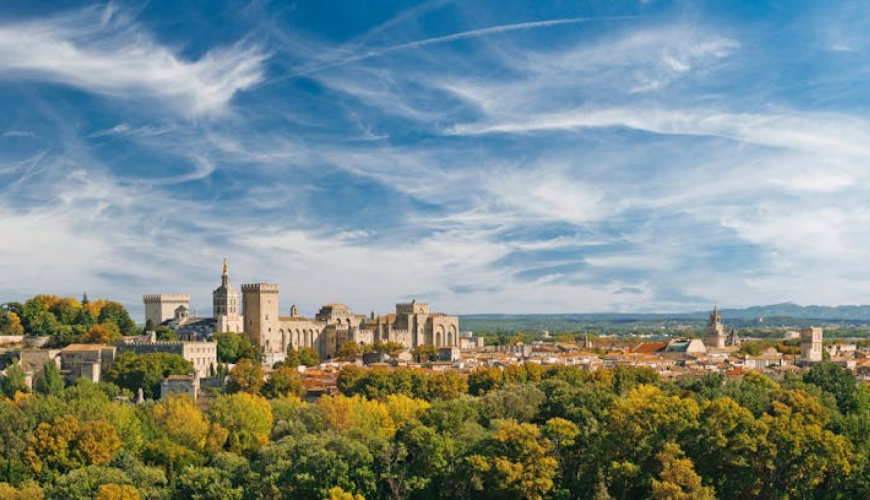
[
  {"xmin": 213, "ymin": 259, "xmax": 243, "ymax": 333},
  {"xmin": 703, "ymin": 306, "xmax": 727, "ymax": 349},
  {"xmin": 726, "ymin": 327, "xmax": 741, "ymax": 347},
  {"xmin": 800, "ymin": 327, "xmax": 823, "ymax": 363}
]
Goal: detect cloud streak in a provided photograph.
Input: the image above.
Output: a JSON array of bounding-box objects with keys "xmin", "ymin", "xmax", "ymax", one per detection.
[
  {"xmin": 280, "ymin": 16, "xmax": 636, "ymax": 79},
  {"xmin": 0, "ymin": 5, "xmax": 267, "ymax": 116}
]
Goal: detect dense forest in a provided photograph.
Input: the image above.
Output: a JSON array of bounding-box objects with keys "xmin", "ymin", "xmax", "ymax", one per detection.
[
  {"xmin": 0, "ymin": 295, "xmax": 137, "ymax": 346},
  {"xmin": 1, "ymin": 361, "xmax": 869, "ymax": 499}
]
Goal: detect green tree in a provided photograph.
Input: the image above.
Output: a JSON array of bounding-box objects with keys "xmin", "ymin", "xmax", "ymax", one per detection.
[
  {"xmin": 467, "ymin": 367, "xmax": 503, "ymax": 396},
  {"xmin": 0, "ymin": 400, "xmax": 27, "ymax": 483},
  {"xmin": 262, "ymin": 366, "xmax": 305, "ymax": 399},
  {"xmin": 687, "ymin": 396, "xmax": 767, "ymax": 498},
  {"xmin": 213, "ymin": 332, "xmax": 259, "ymax": 363},
  {"xmin": 209, "ymin": 393, "xmax": 273, "ymax": 455},
  {"xmin": 49, "ymin": 466, "xmax": 133, "ymax": 500},
  {"xmin": 284, "ymin": 346, "xmax": 321, "ymax": 367},
  {"xmin": 411, "ymin": 344, "xmax": 436, "ymax": 363},
  {"xmin": 804, "ymin": 362, "xmax": 869, "ymax": 415},
  {"xmin": 174, "ymin": 466, "xmax": 243, "ymax": 500},
  {"xmin": 97, "ymin": 301, "xmax": 137, "ymax": 336},
  {"xmin": 374, "ymin": 341, "xmax": 405, "ymax": 354},
  {"xmin": 103, "ymin": 352, "xmax": 193, "ymax": 400},
  {"xmin": 1, "ymin": 361, "xmax": 28, "ymax": 397},
  {"xmin": 35, "ymin": 362, "xmax": 64, "ymax": 396}
]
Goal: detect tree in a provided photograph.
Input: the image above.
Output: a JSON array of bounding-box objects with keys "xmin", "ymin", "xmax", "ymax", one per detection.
[
  {"xmin": 337, "ymin": 341, "xmax": 362, "ymax": 360},
  {"xmin": 96, "ymin": 483, "xmax": 141, "ymax": 500},
  {"xmin": 154, "ymin": 326, "xmax": 176, "ymax": 341},
  {"xmin": 804, "ymin": 362, "xmax": 869, "ymax": 415},
  {"xmin": 687, "ymin": 396, "xmax": 767, "ymax": 498},
  {"xmin": 467, "ymin": 367, "xmax": 503, "ymax": 396},
  {"xmin": 213, "ymin": 332, "xmax": 259, "ymax": 363},
  {"xmin": 174, "ymin": 466, "xmax": 242, "ymax": 500},
  {"xmin": 24, "ymin": 416, "xmax": 121, "ymax": 475},
  {"xmin": 97, "ymin": 301, "xmax": 137, "ymax": 336},
  {"xmin": 35, "ymin": 362, "xmax": 64, "ymax": 396},
  {"xmin": 467, "ymin": 419, "xmax": 558, "ymax": 500},
  {"xmin": 257, "ymin": 432, "xmax": 377, "ymax": 499},
  {"xmin": 1, "ymin": 361, "xmax": 28, "ymax": 398},
  {"xmin": 650, "ymin": 442, "xmax": 715, "ymax": 500},
  {"xmin": 263, "ymin": 366, "xmax": 305, "ymax": 399},
  {"xmin": 325, "ymin": 486, "xmax": 365, "ymax": 500},
  {"xmin": 0, "ymin": 311, "xmax": 24, "ymax": 336},
  {"xmin": 226, "ymin": 359, "xmax": 265, "ymax": 395},
  {"xmin": 284, "ymin": 346, "xmax": 321, "ymax": 367},
  {"xmin": 49, "ymin": 466, "xmax": 133, "ymax": 500},
  {"xmin": 374, "ymin": 341, "xmax": 405, "ymax": 354},
  {"xmin": 426, "ymin": 372, "xmax": 468, "ymax": 400},
  {"xmin": 0, "ymin": 481, "xmax": 44, "ymax": 499},
  {"xmin": 209, "ymin": 393, "xmax": 273, "ymax": 455},
  {"xmin": 83, "ymin": 323, "xmax": 122, "ymax": 344},
  {"xmin": 150, "ymin": 394, "xmax": 210, "ymax": 450},
  {"xmin": 411, "ymin": 344, "xmax": 436, "ymax": 363},
  {"xmin": 0, "ymin": 401, "xmax": 27, "ymax": 483},
  {"xmin": 103, "ymin": 352, "xmax": 193, "ymax": 400},
  {"xmin": 384, "ymin": 394, "xmax": 431, "ymax": 429}
]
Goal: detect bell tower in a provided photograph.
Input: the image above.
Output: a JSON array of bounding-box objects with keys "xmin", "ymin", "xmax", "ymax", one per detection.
[{"xmin": 213, "ymin": 259, "xmax": 243, "ymax": 332}]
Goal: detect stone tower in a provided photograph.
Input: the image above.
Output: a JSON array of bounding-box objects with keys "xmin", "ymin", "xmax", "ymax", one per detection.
[
  {"xmin": 213, "ymin": 259, "xmax": 243, "ymax": 333},
  {"xmin": 800, "ymin": 327, "xmax": 823, "ymax": 362},
  {"xmin": 143, "ymin": 294, "xmax": 190, "ymax": 327},
  {"xmin": 703, "ymin": 306, "xmax": 726, "ymax": 349},
  {"xmin": 241, "ymin": 283, "xmax": 281, "ymax": 363}
]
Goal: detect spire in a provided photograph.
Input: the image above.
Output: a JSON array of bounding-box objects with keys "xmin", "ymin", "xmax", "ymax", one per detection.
[
  {"xmin": 221, "ymin": 259, "xmax": 230, "ymax": 287},
  {"xmin": 82, "ymin": 292, "xmax": 89, "ymax": 305}
]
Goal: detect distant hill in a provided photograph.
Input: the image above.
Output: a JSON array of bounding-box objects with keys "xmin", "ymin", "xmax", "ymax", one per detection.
[
  {"xmin": 459, "ymin": 302, "xmax": 870, "ymax": 334},
  {"xmin": 686, "ymin": 302, "xmax": 870, "ymax": 321}
]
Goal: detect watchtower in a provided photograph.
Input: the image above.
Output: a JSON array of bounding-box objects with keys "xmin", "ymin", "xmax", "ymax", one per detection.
[{"xmin": 143, "ymin": 294, "xmax": 190, "ymax": 327}]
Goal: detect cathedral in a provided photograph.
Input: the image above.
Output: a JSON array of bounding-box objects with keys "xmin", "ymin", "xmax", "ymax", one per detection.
[
  {"xmin": 703, "ymin": 306, "xmax": 740, "ymax": 349},
  {"xmin": 144, "ymin": 260, "xmax": 460, "ymax": 365}
]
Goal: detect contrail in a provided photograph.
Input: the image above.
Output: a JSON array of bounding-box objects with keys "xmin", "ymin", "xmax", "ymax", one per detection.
[{"xmin": 265, "ymin": 15, "xmax": 635, "ymax": 83}]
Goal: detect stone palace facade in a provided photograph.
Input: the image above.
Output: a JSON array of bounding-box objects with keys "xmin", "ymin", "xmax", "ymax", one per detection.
[{"xmin": 144, "ymin": 261, "xmax": 459, "ymax": 366}]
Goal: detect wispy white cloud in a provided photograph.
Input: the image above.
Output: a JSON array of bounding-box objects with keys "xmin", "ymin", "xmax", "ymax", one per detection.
[
  {"xmin": 286, "ymin": 16, "xmax": 636, "ymax": 78},
  {"xmin": 0, "ymin": 5, "xmax": 267, "ymax": 116},
  {"xmin": 2, "ymin": 130, "xmax": 36, "ymax": 138}
]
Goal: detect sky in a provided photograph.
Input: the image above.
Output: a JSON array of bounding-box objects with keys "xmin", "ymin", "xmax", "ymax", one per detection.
[{"xmin": 1, "ymin": 0, "xmax": 870, "ymax": 320}]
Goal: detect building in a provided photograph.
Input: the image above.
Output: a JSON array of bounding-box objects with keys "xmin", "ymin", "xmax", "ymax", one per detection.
[
  {"xmin": 145, "ymin": 260, "xmax": 460, "ymax": 366},
  {"xmin": 116, "ymin": 339, "xmax": 217, "ymax": 378},
  {"xmin": 143, "ymin": 294, "xmax": 190, "ymax": 327},
  {"xmin": 213, "ymin": 259, "xmax": 243, "ymax": 333},
  {"xmin": 800, "ymin": 327, "xmax": 824, "ymax": 363},
  {"xmin": 703, "ymin": 306, "xmax": 727, "ymax": 349},
  {"xmin": 60, "ymin": 344, "xmax": 116, "ymax": 383},
  {"xmin": 726, "ymin": 327, "xmax": 741, "ymax": 347},
  {"xmin": 160, "ymin": 374, "xmax": 199, "ymax": 400}
]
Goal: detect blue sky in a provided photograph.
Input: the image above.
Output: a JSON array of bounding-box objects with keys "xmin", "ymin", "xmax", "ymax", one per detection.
[{"xmin": 1, "ymin": 0, "xmax": 870, "ymax": 319}]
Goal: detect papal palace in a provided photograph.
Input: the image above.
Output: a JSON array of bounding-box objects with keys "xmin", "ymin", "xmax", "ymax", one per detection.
[{"xmin": 144, "ymin": 260, "xmax": 460, "ymax": 365}]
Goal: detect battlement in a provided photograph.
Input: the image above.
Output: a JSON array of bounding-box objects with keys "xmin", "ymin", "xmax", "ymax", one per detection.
[
  {"xmin": 118, "ymin": 339, "xmax": 215, "ymax": 347},
  {"xmin": 241, "ymin": 283, "xmax": 279, "ymax": 293},
  {"xmin": 396, "ymin": 301, "xmax": 430, "ymax": 315},
  {"xmin": 143, "ymin": 294, "xmax": 190, "ymax": 302}
]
